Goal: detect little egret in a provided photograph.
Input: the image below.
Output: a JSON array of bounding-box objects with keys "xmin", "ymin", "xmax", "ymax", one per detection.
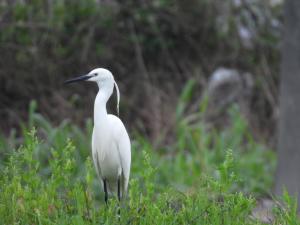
[{"xmin": 64, "ymin": 68, "xmax": 131, "ymax": 204}]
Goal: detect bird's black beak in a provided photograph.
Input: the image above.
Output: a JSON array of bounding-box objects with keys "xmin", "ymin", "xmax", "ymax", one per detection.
[{"xmin": 64, "ymin": 74, "xmax": 92, "ymax": 84}]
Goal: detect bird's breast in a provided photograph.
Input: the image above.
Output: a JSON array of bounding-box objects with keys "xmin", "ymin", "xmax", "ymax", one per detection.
[{"xmin": 92, "ymin": 130, "xmax": 121, "ymax": 180}]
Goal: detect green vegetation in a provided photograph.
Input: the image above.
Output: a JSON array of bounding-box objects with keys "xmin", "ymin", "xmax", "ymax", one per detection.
[{"xmin": 0, "ymin": 99, "xmax": 298, "ymax": 224}]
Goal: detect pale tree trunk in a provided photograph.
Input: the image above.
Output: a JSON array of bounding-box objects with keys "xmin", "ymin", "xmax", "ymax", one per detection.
[{"xmin": 275, "ymin": 0, "xmax": 300, "ymax": 206}]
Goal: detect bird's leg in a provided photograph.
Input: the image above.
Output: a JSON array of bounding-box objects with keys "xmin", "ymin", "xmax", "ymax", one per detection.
[
  {"xmin": 103, "ymin": 179, "xmax": 108, "ymax": 205},
  {"xmin": 117, "ymin": 178, "xmax": 121, "ymax": 220},
  {"xmin": 117, "ymin": 178, "xmax": 121, "ymax": 202}
]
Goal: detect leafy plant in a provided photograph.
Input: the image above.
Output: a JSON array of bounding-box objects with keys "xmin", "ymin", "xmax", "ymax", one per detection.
[{"xmin": 0, "ymin": 106, "xmax": 297, "ymax": 224}]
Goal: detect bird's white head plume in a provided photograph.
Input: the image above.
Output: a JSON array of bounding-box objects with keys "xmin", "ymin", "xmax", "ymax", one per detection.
[
  {"xmin": 114, "ymin": 80, "xmax": 120, "ymax": 116},
  {"xmin": 64, "ymin": 67, "xmax": 120, "ymax": 116}
]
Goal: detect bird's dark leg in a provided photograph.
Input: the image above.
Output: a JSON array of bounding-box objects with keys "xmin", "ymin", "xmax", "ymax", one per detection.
[
  {"xmin": 103, "ymin": 179, "xmax": 108, "ymax": 205},
  {"xmin": 117, "ymin": 178, "xmax": 121, "ymax": 219},
  {"xmin": 117, "ymin": 178, "xmax": 121, "ymax": 202}
]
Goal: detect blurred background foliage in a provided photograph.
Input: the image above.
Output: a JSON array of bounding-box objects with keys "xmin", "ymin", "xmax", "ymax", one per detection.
[{"xmin": 0, "ymin": 0, "xmax": 282, "ymax": 147}]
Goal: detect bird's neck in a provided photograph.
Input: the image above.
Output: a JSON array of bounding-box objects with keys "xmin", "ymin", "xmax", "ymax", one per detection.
[{"xmin": 94, "ymin": 90, "xmax": 110, "ymax": 127}]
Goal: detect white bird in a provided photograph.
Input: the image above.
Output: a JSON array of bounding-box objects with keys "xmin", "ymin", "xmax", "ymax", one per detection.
[{"xmin": 64, "ymin": 68, "xmax": 131, "ymax": 203}]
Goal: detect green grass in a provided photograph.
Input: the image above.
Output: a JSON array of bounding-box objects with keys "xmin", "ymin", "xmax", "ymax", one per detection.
[{"xmin": 0, "ymin": 100, "xmax": 298, "ymax": 224}]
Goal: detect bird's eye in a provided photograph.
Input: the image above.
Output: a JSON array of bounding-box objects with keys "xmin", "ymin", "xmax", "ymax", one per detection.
[{"xmin": 93, "ymin": 73, "xmax": 97, "ymax": 77}]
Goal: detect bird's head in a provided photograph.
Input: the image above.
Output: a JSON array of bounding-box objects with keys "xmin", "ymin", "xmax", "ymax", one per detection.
[
  {"xmin": 64, "ymin": 68, "xmax": 120, "ymax": 115},
  {"xmin": 87, "ymin": 68, "xmax": 114, "ymax": 83},
  {"xmin": 64, "ymin": 68, "xmax": 113, "ymax": 84}
]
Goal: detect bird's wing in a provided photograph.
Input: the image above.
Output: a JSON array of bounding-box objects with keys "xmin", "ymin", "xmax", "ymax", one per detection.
[
  {"xmin": 117, "ymin": 129, "xmax": 131, "ymax": 195},
  {"xmin": 109, "ymin": 115, "xmax": 131, "ymax": 195},
  {"xmin": 91, "ymin": 128, "xmax": 102, "ymax": 179}
]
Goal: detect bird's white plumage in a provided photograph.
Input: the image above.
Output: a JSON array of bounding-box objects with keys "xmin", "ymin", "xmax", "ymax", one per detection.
[
  {"xmin": 90, "ymin": 69, "xmax": 131, "ymax": 198},
  {"xmin": 92, "ymin": 114, "xmax": 131, "ymax": 195},
  {"xmin": 66, "ymin": 68, "xmax": 131, "ymax": 199},
  {"xmin": 65, "ymin": 68, "xmax": 131, "ymax": 199}
]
